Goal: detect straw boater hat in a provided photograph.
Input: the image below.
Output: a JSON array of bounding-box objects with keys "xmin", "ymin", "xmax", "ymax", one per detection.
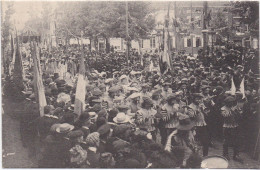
[
  {"xmin": 56, "ymin": 123, "xmax": 74, "ymax": 133},
  {"xmin": 127, "ymin": 92, "xmax": 141, "ymax": 100},
  {"xmin": 113, "ymin": 112, "xmax": 131, "ymax": 124}
]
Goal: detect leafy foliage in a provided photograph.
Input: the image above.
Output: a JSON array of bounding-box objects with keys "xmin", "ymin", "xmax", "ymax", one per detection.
[
  {"xmin": 56, "ymin": 1, "xmax": 155, "ymax": 41},
  {"xmin": 1, "ymin": 2, "xmax": 15, "ymax": 50},
  {"xmin": 231, "ymin": 1, "xmax": 259, "ymax": 31},
  {"xmin": 211, "ymin": 9, "xmax": 228, "ymax": 29}
]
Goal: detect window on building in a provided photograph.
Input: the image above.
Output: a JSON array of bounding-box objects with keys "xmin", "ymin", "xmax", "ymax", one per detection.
[
  {"xmin": 150, "ymin": 37, "xmax": 155, "ymax": 48},
  {"xmin": 187, "ymin": 38, "xmax": 192, "ymax": 47},
  {"xmin": 150, "ymin": 37, "xmax": 156, "ymax": 48},
  {"xmin": 196, "ymin": 37, "xmax": 201, "ymax": 47},
  {"xmin": 198, "ymin": 20, "xmax": 201, "ymax": 27},
  {"xmin": 99, "ymin": 43, "xmax": 104, "ymax": 50}
]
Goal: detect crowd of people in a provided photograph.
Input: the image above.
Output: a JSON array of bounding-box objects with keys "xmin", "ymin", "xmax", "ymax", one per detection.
[{"xmin": 3, "ymin": 44, "xmax": 259, "ymax": 168}]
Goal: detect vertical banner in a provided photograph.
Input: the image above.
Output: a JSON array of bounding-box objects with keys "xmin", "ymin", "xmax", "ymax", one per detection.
[
  {"xmin": 239, "ymin": 77, "xmax": 245, "ymax": 99},
  {"xmin": 13, "ymin": 34, "xmax": 24, "ymax": 91},
  {"xmin": 74, "ymin": 31, "xmax": 86, "ymax": 116},
  {"xmin": 32, "ymin": 42, "xmax": 47, "ymax": 117},
  {"xmin": 160, "ymin": 6, "xmax": 172, "ymax": 74},
  {"xmin": 230, "ymin": 77, "xmax": 236, "ymax": 95}
]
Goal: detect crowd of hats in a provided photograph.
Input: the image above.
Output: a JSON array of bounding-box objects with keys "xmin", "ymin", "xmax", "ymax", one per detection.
[{"xmin": 5, "ymin": 45, "xmax": 259, "ymax": 168}]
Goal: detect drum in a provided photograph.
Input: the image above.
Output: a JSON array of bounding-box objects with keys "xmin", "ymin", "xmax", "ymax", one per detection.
[{"xmin": 201, "ymin": 155, "xmax": 228, "ymax": 169}]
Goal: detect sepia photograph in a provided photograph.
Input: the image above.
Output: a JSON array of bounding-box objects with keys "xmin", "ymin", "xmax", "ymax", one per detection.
[{"xmin": 1, "ymin": 0, "xmax": 260, "ymax": 168}]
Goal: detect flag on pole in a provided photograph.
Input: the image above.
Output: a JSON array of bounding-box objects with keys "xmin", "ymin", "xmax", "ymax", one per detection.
[
  {"xmin": 9, "ymin": 34, "xmax": 16, "ymax": 75},
  {"xmin": 32, "ymin": 42, "xmax": 47, "ymax": 117},
  {"xmin": 239, "ymin": 77, "xmax": 245, "ymax": 99},
  {"xmin": 74, "ymin": 32, "xmax": 86, "ymax": 116},
  {"xmin": 13, "ymin": 34, "xmax": 24, "ymax": 91},
  {"xmin": 159, "ymin": 31, "xmax": 171, "ymax": 74},
  {"xmin": 231, "ymin": 76, "xmax": 236, "ymax": 95},
  {"xmin": 159, "ymin": 5, "xmax": 172, "ymax": 75}
]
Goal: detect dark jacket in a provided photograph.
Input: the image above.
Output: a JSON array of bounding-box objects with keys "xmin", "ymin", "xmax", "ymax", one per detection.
[
  {"xmin": 39, "ymin": 135, "xmax": 71, "ymax": 168},
  {"xmin": 36, "ymin": 115, "xmax": 59, "ymax": 139}
]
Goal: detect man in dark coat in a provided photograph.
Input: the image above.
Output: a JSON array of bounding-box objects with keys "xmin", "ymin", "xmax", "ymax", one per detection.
[
  {"xmin": 38, "ymin": 123, "xmax": 73, "ymax": 168},
  {"xmin": 35, "ymin": 105, "xmax": 59, "ymax": 140},
  {"xmin": 20, "ymin": 99, "xmax": 39, "ymax": 157}
]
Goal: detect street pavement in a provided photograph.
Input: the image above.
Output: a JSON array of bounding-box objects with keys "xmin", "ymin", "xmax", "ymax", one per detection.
[
  {"xmin": 200, "ymin": 142, "xmax": 260, "ymax": 168},
  {"xmin": 2, "ymin": 113, "xmax": 37, "ymax": 168}
]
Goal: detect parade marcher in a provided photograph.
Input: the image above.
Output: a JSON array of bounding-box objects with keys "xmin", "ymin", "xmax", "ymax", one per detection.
[
  {"xmin": 161, "ymin": 82, "xmax": 172, "ymax": 104},
  {"xmin": 136, "ymin": 97, "xmax": 157, "ymax": 140},
  {"xmin": 165, "ymin": 114, "xmax": 197, "ymax": 167},
  {"xmin": 160, "ymin": 94, "xmax": 181, "ymax": 145},
  {"xmin": 188, "ymin": 93, "xmax": 210, "ymax": 156},
  {"xmin": 173, "ymin": 91, "xmax": 187, "ymax": 111},
  {"xmin": 221, "ymin": 96, "xmax": 243, "ymax": 162},
  {"xmin": 126, "ymin": 92, "xmax": 141, "ymax": 117}
]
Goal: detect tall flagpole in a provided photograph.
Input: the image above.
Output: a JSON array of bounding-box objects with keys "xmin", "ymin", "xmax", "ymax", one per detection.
[
  {"xmin": 190, "ymin": 1, "xmax": 194, "ymax": 56},
  {"xmin": 125, "ymin": 1, "xmax": 129, "ymax": 68},
  {"xmin": 167, "ymin": 2, "xmax": 173, "ymax": 70},
  {"xmin": 174, "ymin": 1, "xmax": 177, "ymax": 52},
  {"xmin": 203, "ymin": 1, "xmax": 208, "ymax": 57}
]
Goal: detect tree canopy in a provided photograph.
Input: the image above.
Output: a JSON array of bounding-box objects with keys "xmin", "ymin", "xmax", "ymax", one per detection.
[
  {"xmin": 231, "ymin": 1, "xmax": 259, "ymax": 31},
  {"xmin": 56, "ymin": 1, "xmax": 155, "ymax": 40},
  {"xmin": 2, "ymin": 2, "xmax": 15, "ymax": 50}
]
